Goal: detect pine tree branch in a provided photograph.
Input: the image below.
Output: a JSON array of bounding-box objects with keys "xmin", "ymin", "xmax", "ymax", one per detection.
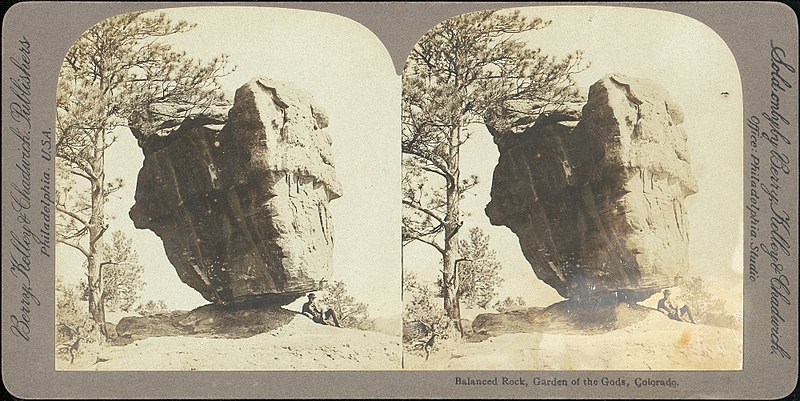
[
  {"xmin": 57, "ymin": 238, "xmax": 90, "ymax": 258},
  {"xmin": 402, "ymin": 199, "xmax": 445, "ymax": 226},
  {"xmin": 56, "ymin": 205, "xmax": 89, "ymax": 227},
  {"xmin": 404, "ymin": 234, "xmax": 445, "ymax": 255}
]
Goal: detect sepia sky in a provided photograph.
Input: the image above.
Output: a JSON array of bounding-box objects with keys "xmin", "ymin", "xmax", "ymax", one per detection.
[
  {"xmin": 403, "ymin": 6, "xmax": 744, "ymax": 314},
  {"xmin": 56, "ymin": 7, "xmax": 402, "ymax": 317}
]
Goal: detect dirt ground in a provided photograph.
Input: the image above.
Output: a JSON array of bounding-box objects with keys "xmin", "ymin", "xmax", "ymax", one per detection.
[
  {"xmin": 57, "ymin": 307, "xmax": 740, "ymax": 371},
  {"xmin": 57, "ymin": 315, "xmax": 402, "ymax": 371},
  {"xmin": 404, "ymin": 311, "xmax": 742, "ymax": 370}
]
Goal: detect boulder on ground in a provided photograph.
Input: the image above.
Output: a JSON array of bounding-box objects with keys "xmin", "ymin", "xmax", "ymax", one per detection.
[
  {"xmin": 115, "ymin": 302, "xmax": 296, "ymax": 342},
  {"xmin": 470, "ymin": 301, "xmax": 656, "ymax": 340}
]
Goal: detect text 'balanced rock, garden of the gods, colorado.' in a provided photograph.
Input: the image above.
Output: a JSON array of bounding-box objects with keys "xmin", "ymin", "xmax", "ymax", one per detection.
[
  {"xmin": 485, "ymin": 74, "xmax": 698, "ymax": 304},
  {"xmin": 129, "ymin": 77, "xmax": 342, "ymax": 306}
]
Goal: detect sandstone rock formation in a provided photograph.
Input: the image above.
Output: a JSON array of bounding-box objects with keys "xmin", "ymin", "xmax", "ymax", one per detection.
[
  {"xmin": 486, "ymin": 74, "xmax": 697, "ymax": 302},
  {"xmin": 130, "ymin": 78, "xmax": 341, "ymax": 305},
  {"xmin": 115, "ymin": 303, "xmax": 296, "ymax": 342},
  {"xmin": 470, "ymin": 302, "xmax": 654, "ymax": 340}
]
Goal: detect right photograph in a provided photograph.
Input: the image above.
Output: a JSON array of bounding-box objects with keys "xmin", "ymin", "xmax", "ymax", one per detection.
[{"xmin": 401, "ymin": 6, "xmax": 743, "ymax": 370}]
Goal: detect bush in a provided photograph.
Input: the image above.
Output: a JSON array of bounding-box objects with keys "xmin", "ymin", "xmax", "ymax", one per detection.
[
  {"xmin": 56, "ymin": 276, "xmax": 102, "ymax": 362},
  {"xmin": 700, "ymin": 312, "xmax": 742, "ymax": 330},
  {"xmin": 493, "ymin": 296, "xmax": 527, "ymax": 313},
  {"xmin": 98, "ymin": 231, "xmax": 145, "ymax": 312},
  {"xmin": 435, "ymin": 227, "xmax": 504, "ymax": 309},
  {"xmin": 134, "ymin": 299, "xmax": 170, "ymax": 317},
  {"xmin": 403, "ymin": 271, "xmax": 460, "ymax": 350},
  {"xmin": 320, "ymin": 281, "xmax": 376, "ymax": 331},
  {"xmin": 75, "ymin": 231, "xmax": 146, "ymax": 315},
  {"xmin": 678, "ymin": 276, "xmax": 741, "ymax": 330}
]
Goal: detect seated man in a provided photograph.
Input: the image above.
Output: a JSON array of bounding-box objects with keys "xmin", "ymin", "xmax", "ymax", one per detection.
[
  {"xmin": 657, "ymin": 289, "xmax": 696, "ymax": 323},
  {"xmin": 301, "ymin": 293, "xmax": 341, "ymax": 327}
]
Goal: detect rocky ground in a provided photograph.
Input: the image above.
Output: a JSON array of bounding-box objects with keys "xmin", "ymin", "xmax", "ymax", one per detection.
[
  {"xmin": 404, "ymin": 309, "xmax": 742, "ymax": 370},
  {"xmin": 57, "ymin": 315, "xmax": 401, "ymax": 371}
]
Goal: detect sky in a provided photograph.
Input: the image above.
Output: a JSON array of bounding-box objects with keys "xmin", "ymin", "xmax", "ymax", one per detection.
[
  {"xmin": 56, "ymin": 7, "xmax": 402, "ymax": 317},
  {"xmin": 403, "ymin": 6, "xmax": 744, "ymax": 314}
]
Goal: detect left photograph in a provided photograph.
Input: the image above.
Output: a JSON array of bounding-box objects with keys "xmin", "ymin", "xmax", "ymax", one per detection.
[{"xmin": 54, "ymin": 6, "xmax": 401, "ymax": 370}]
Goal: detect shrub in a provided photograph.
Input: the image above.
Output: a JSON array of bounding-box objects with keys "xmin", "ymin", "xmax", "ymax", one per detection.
[
  {"xmin": 134, "ymin": 299, "xmax": 170, "ymax": 317},
  {"xmin": 493, "ymin": 296, "xmax": 527, "ymax": 313},
  {"xmin": 320, "ymin": 281, "xmax": 376, "ymax": 331},
  {"xmin": 403, "ymin": 271, "xmax": 460, "ymax": 349},
  {"xmin": 678, "ymin": 276, "xmax": 741, "ymax": 330},
  {"xmin": 56, "ymin": 276, "xmax": 101, "ymax": 362}
]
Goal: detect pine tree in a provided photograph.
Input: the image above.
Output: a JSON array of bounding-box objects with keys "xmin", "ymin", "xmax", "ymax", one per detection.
[
  {"xmin": 402, "ymin": 9, "xmax": 585, "ymax": 329},
  {"xmin": 56, "ymin": 11, "xmax": 232, "ymax": 327}
]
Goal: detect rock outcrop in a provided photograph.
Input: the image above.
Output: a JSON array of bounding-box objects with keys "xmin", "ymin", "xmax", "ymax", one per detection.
[
  {"xmin": 470, "ymin": 302, "xmax": 655, "ymax": 339},
  {"xmin": 486, "ymin": 74, "xmax": 697, "ymax": 302},
  {"xmin": 115, "ymin": 303, "xmax": 297, "ymax": 342},
  {"xmin": 130, "ymin": 78, "xmax": 341, "ymax": 305}
]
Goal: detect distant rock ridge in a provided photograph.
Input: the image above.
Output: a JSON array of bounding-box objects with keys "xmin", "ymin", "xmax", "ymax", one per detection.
[
  {"xmin": 485, "ymin": 74, "xmax": 697, "ymax": 303},
  {"xmin": 130, "ymin": 77, "xmax": 341, "ymax": 305}
]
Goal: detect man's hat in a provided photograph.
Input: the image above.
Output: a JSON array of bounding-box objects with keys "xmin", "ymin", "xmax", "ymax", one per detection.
[
  {"xmin": 663, "ymin": 289, "xmax": 671, "ymax": 295},
  {"xmin": 307, "ymin": 293, "xmax": 316, "ymax": 299}
]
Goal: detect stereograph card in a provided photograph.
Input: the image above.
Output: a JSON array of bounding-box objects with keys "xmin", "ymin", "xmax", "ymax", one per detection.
[{"xmin": 1, "ymin": 2, "xmax": 797, "ymax": 399}]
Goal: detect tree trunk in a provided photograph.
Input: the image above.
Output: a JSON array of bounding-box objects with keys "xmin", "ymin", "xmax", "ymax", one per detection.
[
  {"xmin": 442, "ymin": 224, "xmax": 461, "ymax": 327},
  {"xmin": 86, "ymin": 255, "xmax": 105, "ymax": 324},
  {"xmin": 87, "ymin": 128, "xmax": 107, "ymax": 333},
  {"xmin": 442, "ymin": 125, "xmax": 463, "ymax": 334}
]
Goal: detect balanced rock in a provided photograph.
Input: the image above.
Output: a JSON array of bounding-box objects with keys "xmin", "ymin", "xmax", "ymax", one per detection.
[
  {"xmin": 485, "ymin": 74, "xmax": 697, "ymax": 302},
  {"xmin": 130, "ymin": 78, "xmax": 342, "ymax": 305}
]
